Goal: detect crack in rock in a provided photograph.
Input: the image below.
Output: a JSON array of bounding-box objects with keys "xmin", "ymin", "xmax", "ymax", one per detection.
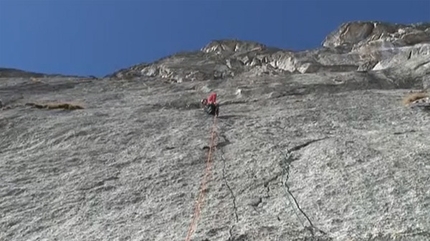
[
  {"xmin": 279, "ymin": 147, "xmax": 329, "ymax": 239},
  {"xmin": 218, "ymin": 142, "xmax": 239, "ymax": 241},
  {"xmin": 220, "ymin": 149, "xmax": 239, "ymax": 223},
  {"xmin": 289, "ymin": 137, "xmax": 329, "ymax": 152},
  {"xmin": 393, "ymin": 130, "xmax": 416, "ymax": 135},
  {"xmin": 227, "ymin": 225, "xmax": 235, "ymax": 241}
]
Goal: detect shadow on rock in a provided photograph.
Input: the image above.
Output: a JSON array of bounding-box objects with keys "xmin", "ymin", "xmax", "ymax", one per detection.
[{"xmin": 217, "ymin": 114, "xmax": 246, "ymax": 119}]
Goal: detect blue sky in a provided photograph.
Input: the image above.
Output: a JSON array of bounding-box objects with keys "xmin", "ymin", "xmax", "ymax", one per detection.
[{"xmin": 0, "ymin": 0, "xmax": 429, "ymax": 77}]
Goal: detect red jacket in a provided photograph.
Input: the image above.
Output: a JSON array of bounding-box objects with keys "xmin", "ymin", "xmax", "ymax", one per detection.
[{"xmin": 206, "ymin": 93, "xmax": 217, "ymax": 104}]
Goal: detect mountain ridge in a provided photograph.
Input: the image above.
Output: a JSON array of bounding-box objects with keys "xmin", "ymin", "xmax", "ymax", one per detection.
[
  {"xmin": 105, "ymin": 20, "xmax": 430, "ymax": 83},
  {"xmin": 2, "ymin": 20, "xmax": 429, "ymax": 79}
]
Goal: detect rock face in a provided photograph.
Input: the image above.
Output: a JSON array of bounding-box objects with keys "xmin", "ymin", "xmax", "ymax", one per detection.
[
  {"xmin": 0, "ymin": 67, "xmax": 52, "ymax": 78},
  {"xmin": 0, "ymin": 67, "xmax": 86, "ymax": 79},
  {"xmin": 108, "ymin": 21, "xmax": 430, "ymax": 85},
  {"xmin": 322, "ymin": 21, "xmax": 430, "ymax": 48},
  {"xmin": 1, "ymin": 21, "xmax": 430, "ymax": 241}
]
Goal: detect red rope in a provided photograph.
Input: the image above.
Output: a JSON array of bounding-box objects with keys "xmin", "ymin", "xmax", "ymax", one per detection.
[{"xmin": 185, "ymin": 115, "xmax": 218, "ymax": 241}]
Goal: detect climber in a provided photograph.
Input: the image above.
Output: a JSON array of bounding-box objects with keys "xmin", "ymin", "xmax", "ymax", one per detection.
[{"xmin": 201, "ymin": 92, "xmax": 219, "ymax": 117}]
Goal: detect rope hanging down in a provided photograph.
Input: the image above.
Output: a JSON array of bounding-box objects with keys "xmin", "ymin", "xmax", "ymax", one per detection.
[{"xmin": 185, "ymin": 115, "xmax": 218, "ymax": 241}]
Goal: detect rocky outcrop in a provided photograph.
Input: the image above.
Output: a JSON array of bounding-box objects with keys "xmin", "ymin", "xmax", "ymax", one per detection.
[
  {"xmin": 108, "ymin": 21, "xmax": 430, "ymax": 90},
  {"xmin": 323, "ymin": 21, "xmax": 430, "ymax": 48},
  {"xmin": 0, "ymin": 67, "xmax": 47, "ymax": 78},
  {"xmin": 0, "ymin": 67, "xmax": 84, "ymax": 79},
  {"xmin": 324, "ymin": 21, "xmax": 430, "ymax": 74},
  {"xmin": 201, "ymin": 39, "xmax": 267, "ymax": 54}
]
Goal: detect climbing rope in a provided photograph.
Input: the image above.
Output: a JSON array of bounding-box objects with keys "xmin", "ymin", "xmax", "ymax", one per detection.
[{"xmin": 185, "ymin": 114, "xmax": 218, "ymax": 241}]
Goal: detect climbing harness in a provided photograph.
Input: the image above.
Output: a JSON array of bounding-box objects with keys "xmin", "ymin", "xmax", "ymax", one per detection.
[{"xmin": 184, "ymin": 114, "xmax": 218, "ymax": 241}]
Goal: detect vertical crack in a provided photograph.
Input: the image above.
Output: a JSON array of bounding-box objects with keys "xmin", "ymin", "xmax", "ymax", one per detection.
[
  {"xmin": 227, "ymin": 225, "xmax": 234, "ymax": 241},
  {"xmin": 280, "ymin": 150, "xmax": 328, "ymax": 238},
  {"xmin": 216, "ymin": 129, "xmax": 239, "ymax": 241},
  {"xmin": 220, "ymin": 149, "xmax": 239, "ymax": 222},
  {"xmin": 219, "ymin": 147, "xmax": 239, "ymax": 241}
]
